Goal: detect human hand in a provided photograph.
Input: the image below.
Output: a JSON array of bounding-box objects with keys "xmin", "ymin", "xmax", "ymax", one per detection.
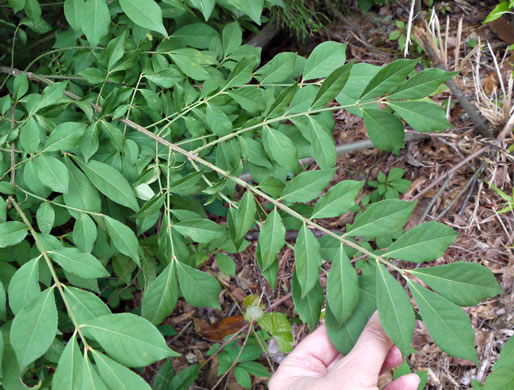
[{"xmin": 269, "ymin": 311, "xmax": 420, "ymax": 390}]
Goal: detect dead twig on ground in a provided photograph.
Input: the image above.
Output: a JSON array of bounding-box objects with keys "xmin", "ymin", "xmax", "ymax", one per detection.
[
  {"xmin": 410, "ymin": 145, "xmax": 490, "ymax": 201},
  {"xmin": 413, "ymin": 18, "xmax": 492, "ymax": 138}
]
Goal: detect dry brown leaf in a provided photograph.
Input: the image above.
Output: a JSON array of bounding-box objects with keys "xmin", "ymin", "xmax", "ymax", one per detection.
[
  {"xmin": 484, "ymin": 72, "xmax": 500, "ymax": 95},
  {"xmin": 194, "ymin": 316, "xmax": 246, "ymax": 342}
]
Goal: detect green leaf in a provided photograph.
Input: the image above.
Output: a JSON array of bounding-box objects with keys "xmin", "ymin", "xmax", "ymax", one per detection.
[
  {"xmin": 64, "ymin": 158, "xmax": 102, "ymax": 216},
  {"xmin": 100, "ymin": 121, "xmax": 124, "ymax": 152},
  {"xmin": 11, "ymin": 288, "xmax": 58, "ymax": 370},
  {"xmin": 216, "ymin": 253, "xmax": 236, "ymax": 277},
  {"xmin": 174, "ymin": 219, "xmax": 226, "ymax": 244},
  {"xmin": 74, "ymin": 158, "xmax": 139, "ymax": 212},
  {"xmin": 20, "ymin": 117, "xmax": 41, "ymax": 153},
  {"xmin": 36, "ymin": 154, "xmax": 69, "ymax": 193},
  {"xmin": 144, "ymin": 67, "xmax": 182, "ymax": 88},
  {"xmin": 495, "ymin": 336, "xmax": 514, "ymax": 369},
  {"xmin": 262, "ymin": 126, "xmax": 300, "ymax": 173},
  {"xmin": 383, "ymin": 222, "xmax": 458, "ymax": 262},
  {"xmin": 387, "ymin": 101, "xmax": 451, "ymax": 132},
  {"xmin": 119, "ymin": 0, "xmax": 168, "ymax": 37},
  {"xmin": 177, "ymin": 262, "xmax": 221, "ymax": 309},
  {"xmin": 485, "ymin": 366, "xmax": 514, "ymax": 390},
  {"xmin": 225, "ymin": 57, "xmax": 257, "ymax": 89},
  {"xmin": 407, "ymin": 280, "xmax": 478, "ymax": 364},
  {"xmin": 49, "ymin": 248, "xmax": 109, "ymax": 279},
  {"xmin": 190, "ymin": 0, "xmax": 215, "ymax": 21},
  {"xmin": 104, "ymin": 216, "xmax": 140, "ymax": 266},
  {"xmin": 105, "ymin": 31, "xmax": 127, "ymax": 70},
  {"xmin": 8, "ymin": 0, "xmax": 25, "ymax": 13},
  {"xmin": 168, "ymin": 171, "xmax": 206, "ymax": 196},
  {"xmin": 206, "ymin": 103, "xmax": 232, "ymax": 136},
  {"xmin": 255, "ymin": 52, "xmax": 297, "ymax": 83},
  {"xmin": 83, "ymin": 313, "xmax": 179, "ymax": 367},
  {"xmin": 222, "ymin": 21, "xmax": 242, "ymax": 54},
  {"xmin": 327, "ymin": 244, "xmax": 359, "ymax": 325},
  {"xmin": 409, "ymin": 262, "xmax": 503, "ymax": 306},
  {"xmin": 170, "ymin": 48, "xmax": 211, "ymax": 80},
  {"xmin": 239, "ymin": 0, "xmax": 264, "ymax": 24},
  {"xmin": 294, "ymin": 224, "xmax": 322, "ymax": 298},
  {"xmin": 14, "ymin": 73, "xmax": 28, "ymax": 98},
  {"xmin": 376, "ymin": 263, "xmax": 415, "ymax": 358},
  {"xmin": 347, "ymin": 199, "xmax": 416, "ymax": 238},
  {"xmin": 52, "ymin": 333, "xmax": 83, "ymax": 390},
  {"xmin": 234, "ymin": 366, "xmax": 251, "ymax": 388},
  {"xmin": 8, "ymin": 257, "xmax": 40, "ymax": 315},
  {"xmin": 173, "ymin": 23, "xmax": 219, "ymax": 49},
  {"xmin": 259, "ymin": 312, "xmax": 293, "ymax": 352},
  {"xmin": 64, "ymin": 0, "xmax": 84, "ymax": 31},
  {"xmin": 308, "ymin": 116, "xmax": 337, "ymax": 169},
  {"xmin": 326, "ymin": 274, "xmax": 377, "ymax": 354},
  {"xmin": 44, "ymin": 122, "xmax": 86, "ymax": 152},
  {"xmin": 312, "ymin": 180, "xmax": 363, "ymax": 218},
  {"xmin": 0, "ymin": 281, "xmax": 5, "ymax": 321},
  {"xmin": 311, "ymin": 62, "xmax": 353, "ymax": 108},
  {"xmin": 235, "ymin": 192, "xmax": 256, "ymax": 241},
  {"xmin": 36, "ymin": 202, "xmax": 55, "ymax": 234},
  {"xmin": 92, "ymin": 350, "xmax": 152, "ymax": 390},
  {"xmin": 80, "ymin": 68, "xmax": 105, "ymax": 84},
  {"xmin": 336, "ymin": 63, "xmax": 380, "ymax": 117},
  {"xmin": 280, "ymin": 169, "xmax": 336, "ymax": 203},
  {"xmin": 82, "ymin": 354, "xmax": 108, "ymax": 390},
  {"xmin": 0, "ymin": 221, "xmax": 28, "ymax": 248},
  {"xmin": 73, "ymin": 213, "xmax": 97, "ymax": 253},
  {"xmin": 239, "ymin": 361, "xmax": 270, "ymax": 377},
  {"xmin": 63, "ymin": 286, "xmax": 111, "ymax": 324},
  {"xmin": 141, "ymin": 263, "xmax": 178, "ymax": 325},
  {"xmin": 303, "ymin": 41, "xmax": 347, "ymax": 80},
  {"xmin": 483, "ymin": 1, "xmax": 511, "ymax": 23},
  {"xmin": 81, "ymin": 0, "xmax": 110, "ymax": 47},
  {"xmin": 362, "ymin": 108, "xmax": 405, "ymax": 153},
  {"xmin": 36, "ymin": 82, "xmax": 67, "ymax": 112},
  {"xmin": 266, "ymin": 83, "xmax": 299, "ymax": 118},
  {"xmin": 388, "ymin": 69, "xmax": 457, "ymax": 100},
  {"xmin": 258, "ymin": 209, "xmax": 286, "ymax": 271},
  {"xmin": 360, "ymin": 59, "xmax": 418, "ymax": 100},
  {"xmin": 291, "ymin": 270, "xmax": 323, "ymax": 330}
]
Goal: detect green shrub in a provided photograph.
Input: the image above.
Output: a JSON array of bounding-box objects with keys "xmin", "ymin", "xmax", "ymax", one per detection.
[{"xmin": 0, "ymin": 0, "xmax": 503, "ymax": 388}]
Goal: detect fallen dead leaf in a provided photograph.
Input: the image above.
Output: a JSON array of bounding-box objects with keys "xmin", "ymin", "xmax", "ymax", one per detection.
[
  {"xmin": 484, "ymin": 72, "xmax": 499, "ymax": 95},
  {"xmin": 194, "ymin": 316, "xmax": 247, "ymax": 342}
]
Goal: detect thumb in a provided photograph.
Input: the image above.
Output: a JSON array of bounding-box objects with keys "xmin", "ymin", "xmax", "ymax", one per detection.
[{"xmin": 329, "ymin": 311, "xmax": 393, "ymax": 384}]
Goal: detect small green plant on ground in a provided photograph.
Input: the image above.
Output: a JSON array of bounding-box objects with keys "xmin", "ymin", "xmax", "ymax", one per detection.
[
  {"xmin": 487, "ymin": 181, "xmax": 514, "ymax": 214},
  {"xmin": 483, "ymin": 1, "xmax": 514, "ymax": 50},
  {"xmin": 363, "ymin": 167, "xmax": 411, "ymax": 204},
  {"xmin": 0, "ymin": 0, "xmax": 505, "ymax": 389},
  {"xmin": 388, "ymin": 20, "xmax": 423, "ymax": 54}
]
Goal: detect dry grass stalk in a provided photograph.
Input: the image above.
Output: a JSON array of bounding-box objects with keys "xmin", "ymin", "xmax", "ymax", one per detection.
[{"xmin": 471, "ymin": 41, "xmax": 514, "ymax": 128}]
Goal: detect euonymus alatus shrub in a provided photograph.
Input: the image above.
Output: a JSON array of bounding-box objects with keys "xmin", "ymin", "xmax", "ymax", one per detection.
[{"xmin": 0, "ymin": 0, "xmax": 503, "ymax": 388}]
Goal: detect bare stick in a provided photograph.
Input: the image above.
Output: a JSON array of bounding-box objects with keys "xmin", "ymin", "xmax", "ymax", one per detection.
[
  {"xmin": 411, "ymin": 145, "xmax": 490, "ymax": 201},
  {"xmin": 415, "ymin": 30, "xmax": 492, "ymax": 137}
]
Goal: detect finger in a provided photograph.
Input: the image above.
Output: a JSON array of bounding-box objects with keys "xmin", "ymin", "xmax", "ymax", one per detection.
[
  {"xmin": 285, "ymin": 324, "xmax": 340, "ymax": 368},
  {"xmin": 383, "ymin": 374, "xmax": 420, "ymax": 390},
  {"xmin": 380, "ymin": 345, "xmax": 403, "ymax": 375},
  {"xmin": 332, "ymin": 311, "xmax": 392, "ymax": 379}
]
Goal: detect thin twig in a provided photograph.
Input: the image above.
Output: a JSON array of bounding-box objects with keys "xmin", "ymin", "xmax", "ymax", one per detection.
[
  {"xmin": 414, "ymin": 25, "xmax": 491, "ymax": 137},
  {"xmin": 411, "ymin": 145, "xmax": 489, "ymax": 201},
  {"xmin": 419, "ymin": 172, "xmax": 455, "ymax": 223},
  {"xmin": 458, "ymin": 171, "xmax": 479, "ymax": 216},
  {"xmin": 434, "ymin": 164, "xmax": 485, "ymax": 221}
]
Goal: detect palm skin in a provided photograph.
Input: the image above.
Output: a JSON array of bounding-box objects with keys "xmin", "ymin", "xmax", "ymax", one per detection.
[{"xmin": 269, "ymin": 311, "xmax": 420, "ymax": 390}]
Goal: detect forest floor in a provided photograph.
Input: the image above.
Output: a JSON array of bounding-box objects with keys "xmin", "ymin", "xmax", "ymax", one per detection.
[{"xmin": 154, "ymin": 2, "xmax": 513, "ymax": 389}]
